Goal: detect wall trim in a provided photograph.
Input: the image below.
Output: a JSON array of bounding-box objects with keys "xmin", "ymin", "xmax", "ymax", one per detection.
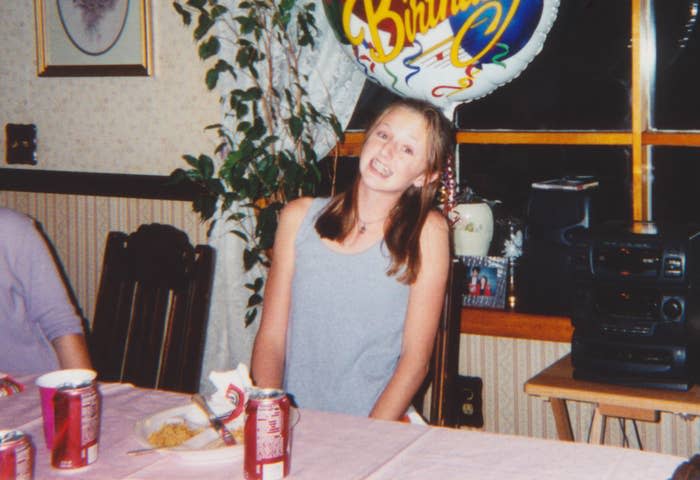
[{"xmin": 0, "ymin": 168, "xmax": 203, "ymax": 201}]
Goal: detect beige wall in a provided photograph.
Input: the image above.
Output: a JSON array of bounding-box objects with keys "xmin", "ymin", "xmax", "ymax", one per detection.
[{"xmin": 0, "ymin": 2, "xmax": 219, "ymax": 175}]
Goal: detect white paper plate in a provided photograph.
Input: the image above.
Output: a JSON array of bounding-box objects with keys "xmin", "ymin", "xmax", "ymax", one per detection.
[{"xmin": 133, "ymin": 404, "xmax": 243, "ymax": 463}]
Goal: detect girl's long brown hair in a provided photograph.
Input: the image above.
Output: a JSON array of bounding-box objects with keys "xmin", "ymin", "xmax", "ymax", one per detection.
[{"xmin": 315, "ymin": 98, "xmax": 455, "ymax": 284}]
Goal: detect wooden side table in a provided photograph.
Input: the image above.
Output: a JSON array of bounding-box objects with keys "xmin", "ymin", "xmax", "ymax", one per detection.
[{"xmin": 524, "ymin": 354, "xmax": 700, "ymax": 444}]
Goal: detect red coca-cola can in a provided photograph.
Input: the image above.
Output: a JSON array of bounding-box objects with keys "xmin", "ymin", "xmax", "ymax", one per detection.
[
  {"xmin": 244, "ymin": 388, "xmax": 292, "ymax": 480},
  {"xmin": 51, "ymin": 382, "xmax": 100, "ymax": 469},
  {"xmin": 0, "ymin": 430, "xmax": 33, "ymax": 480}
]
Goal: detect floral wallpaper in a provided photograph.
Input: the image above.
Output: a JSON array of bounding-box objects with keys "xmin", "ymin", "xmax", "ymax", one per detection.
[{"xmin": 0, "ymin": 1, "xmax": 219, "ymax": 175}]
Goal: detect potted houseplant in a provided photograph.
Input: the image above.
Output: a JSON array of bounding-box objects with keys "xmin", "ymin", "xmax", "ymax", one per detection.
[{"xmin": 170, "ymin": 0, "xmax": 344, "ymax": 326}]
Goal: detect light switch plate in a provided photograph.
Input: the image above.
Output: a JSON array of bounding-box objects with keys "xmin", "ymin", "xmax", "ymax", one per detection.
[{"xmin": 6, "ymin": 123, "xmax": 37, "ymax": 165}]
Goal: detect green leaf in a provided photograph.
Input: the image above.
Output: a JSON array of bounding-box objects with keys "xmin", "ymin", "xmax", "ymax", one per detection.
[
  {"xmin": 194, "ymin": 193, "xmax": 217, "ymax": 220},
  {"xmin": 249, "ymin": 118, "xmax": 266, "ymax": 140},
  {"xmin": 259, "ymin": 135, "xmax": 279, "ymax": 151},
  {"xmin": 253, "ymin": 276, "xmax": 264, "ymax": 291},
  {"xmin": 243, "ymin": 87, "xmax": 263, "ymax": 101},
  {"xmin": 183, "ymin": 154, "xmax": 199, "ymax": 169},
  {"xmin": 193, "ymin": 12, "xmax": 215, "ymax": 40},
  {"xmin": 256, "ymin": 205, "xmax": 280, "ymax": 250},
  {"xmin": 230, "ymin": 229, "xmax": 248, "ymax": 242},
  {"xmin": 224, "ymin": 148, "xmax": 244, "ymax": 166},
  {"xmin": 289, "ymin": 116, "xmax": 303, "ymax": 140},
  {"xmin": 302, "ymin": 142, "xmax": 317, "ymax": 165},
  {"xmin": 329, "ymin": 114, "xmax": 344, "ymax": 140},
  {"xmin": 236, "ymin": 48, "xmax": 250, "ymax": 69},
  {"xmin": 205, "ymin": 68, "xmax": 220, "ymax": 90},
  {"xmin": 211, "ymin": 5, "xmax": 228, "ymax": 18},
  {"xmin": 246, "ymin": 174, "xmax": 261, "ymax": 200},
  {"xmin": 245, "ymin": 276, "xmax": 265, "ymax": 293},
  {"xmin": 197, "ymin": 155, "xmax": 214, "ymax": 179},
  {"xmin": 243, "ymin": 248, "xmax": 259, "ymax": 271},
  {"xmin": 245, "ymin": 308, "xmax": 258, "ymax": 327},
  {"xmin": 167, "ymin": 168, "xmax": 188, "ymax": 185},
  {"xmin": 247, "ymin": 293, "xmax": 263, "ymax": 308},
  {"xmin": 237, "ymin": 121, "xmax": 252, "ymax": 133},
  {"xmin": 185, "ymin": 0, "xmax": 207, "ymax": 8},
  {"xmin": 235, "ymin": 15, "xmax": 256, "ymax": 34},
  {"xmin": 228, "ymin": 211, "xmax": 247, "ymax": 222},
  {"xmin": 172, "ymin": 2, "xmax": 192, "ymax": 25},
  {"xmin": 279, "ymin": 0, "xmax": 295, "ymax": 13},
  {"xmin": 199, "ymin": 36, "xmax": 220, "ymax": 60},
  {"xmin": 233, "ymin": 100, "xmax": 250, "ymax": 119}
]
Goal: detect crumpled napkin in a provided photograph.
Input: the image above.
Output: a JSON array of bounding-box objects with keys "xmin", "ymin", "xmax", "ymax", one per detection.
[{"xmin": 205, "ymin": 363, "xmax": 253, "ymax": 425}]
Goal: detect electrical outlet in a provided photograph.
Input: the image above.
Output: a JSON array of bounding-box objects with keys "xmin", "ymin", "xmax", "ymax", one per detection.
[
  {"xmin": 6, "ymin": 123, "xmax": 37, "ymax": 165},
  {"xmin": 450, "ymin": 375, "xmax": 483, "ymax": 428}
]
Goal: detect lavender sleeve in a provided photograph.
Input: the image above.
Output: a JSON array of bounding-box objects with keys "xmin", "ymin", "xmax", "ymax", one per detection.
[
  {"xmin": 0, "ymin": 209, "xmax": 84, "ymax": 374},
  {"xmin": 17, "ymin": 218, "xmax": 84, "ymax": 341}
]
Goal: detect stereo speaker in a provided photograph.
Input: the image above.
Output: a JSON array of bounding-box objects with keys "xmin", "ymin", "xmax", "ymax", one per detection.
[{"xmin": 517, "ymin": 180, "xmax": 598, "ymax": 315}]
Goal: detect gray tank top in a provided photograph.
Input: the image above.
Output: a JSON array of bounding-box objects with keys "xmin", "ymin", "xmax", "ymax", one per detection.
[{"xmin": 283, "ymin": 197, "xmax": 410, "ymax": 416}]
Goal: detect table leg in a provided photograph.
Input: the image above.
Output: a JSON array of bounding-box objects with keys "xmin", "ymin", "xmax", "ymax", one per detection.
[
  {"xmin": 549, "ymin": 398, "xmax": 574, "ymax": 442},
  {"xmin": 589, "ymin": 407, "xmax": 606, "ymax": 444}
]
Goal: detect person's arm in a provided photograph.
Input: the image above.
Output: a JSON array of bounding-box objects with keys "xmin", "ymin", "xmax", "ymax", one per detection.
[
  {"xmin": 250, "ymin": 198, "xmax": 311, "ymax": 388},
  {"xmin": 19, "ymin": 218, "xmax": 92, "ymax": 371},
  {"xmin": 369, "ymin": 211, "xmax": 450, "ymax": 420},
  {"xmin": 52, "ymin": 333, "xmax": 93, "ymax": 369}
]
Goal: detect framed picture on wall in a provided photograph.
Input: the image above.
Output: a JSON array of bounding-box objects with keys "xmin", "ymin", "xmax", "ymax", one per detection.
[
  {"xmin": 34, "ymin": 0, "xmax": 152, "ymax": 77},
  {"xmin": 459, "ymin": 256, "xmax": 508, "ymax": 309}
]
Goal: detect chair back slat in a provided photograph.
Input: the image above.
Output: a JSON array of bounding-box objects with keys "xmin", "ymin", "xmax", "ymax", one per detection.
[
  {"xmin": 159, "ymin": 245, "xmax": 214, "ymax": 392},
  {"xmin": 89, "ymin": 224, "xmax": 215, "ymax": 393}
]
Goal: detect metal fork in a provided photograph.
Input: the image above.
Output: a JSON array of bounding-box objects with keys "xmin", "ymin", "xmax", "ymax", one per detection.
[{"xmin": 192, "ymin": 393, "xmax": 237, "ymax": 446}]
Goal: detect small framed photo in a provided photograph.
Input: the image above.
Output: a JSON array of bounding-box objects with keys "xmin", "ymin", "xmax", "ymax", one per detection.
[
  {"xmin": 459, "ymin": 256, "xmax": 508, "ymax": 309},
  {"xmin": 34, "ymin": 0, "xmax": 152, "ymax": 77}
]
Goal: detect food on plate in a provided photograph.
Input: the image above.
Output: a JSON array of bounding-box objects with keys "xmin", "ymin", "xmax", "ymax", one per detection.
[
  {"xmin": 231, "ymin": 425, "xmax": 244, "ymax": 444},
  {"xmin": 148, "ymin": 422, "xmax": 201, "ymax": 448}
]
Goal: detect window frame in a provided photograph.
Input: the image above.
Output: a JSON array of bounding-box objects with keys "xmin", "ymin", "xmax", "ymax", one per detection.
[{"xmin": 336, "ymin": 0, "xmax": 700, "ymax": 223}]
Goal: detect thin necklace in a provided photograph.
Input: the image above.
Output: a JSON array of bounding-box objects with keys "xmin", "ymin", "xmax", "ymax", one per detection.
[{"xmin": 357, "ymin": 215, "xmax": 387, "ymax": 234}]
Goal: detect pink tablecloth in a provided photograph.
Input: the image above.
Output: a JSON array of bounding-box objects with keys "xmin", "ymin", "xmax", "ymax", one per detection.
[{"xmin": 1, "ymin": 375, "xmax": 686, "ymax": 479}]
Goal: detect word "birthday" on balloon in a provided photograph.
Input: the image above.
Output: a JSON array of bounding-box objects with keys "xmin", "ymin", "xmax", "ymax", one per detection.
[{"xmin": 342, "ymin": 0, "xmax": 520, "ymax": 66}]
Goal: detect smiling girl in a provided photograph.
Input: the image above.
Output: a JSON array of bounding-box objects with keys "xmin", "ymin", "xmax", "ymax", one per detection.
[{"xmin": 251, "ymin": 98, "xmax": 455, "ymax": 421}]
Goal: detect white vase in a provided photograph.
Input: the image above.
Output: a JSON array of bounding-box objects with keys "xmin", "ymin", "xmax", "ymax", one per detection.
[{"xmin": 452, "ymin": 202, "xmax": 494, "ymax": 257}]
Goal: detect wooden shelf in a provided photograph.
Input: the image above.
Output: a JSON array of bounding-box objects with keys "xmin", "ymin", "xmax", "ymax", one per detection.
[{"xmin": 460, "ymin": 308, "xmax": 573, "ymax": 343}]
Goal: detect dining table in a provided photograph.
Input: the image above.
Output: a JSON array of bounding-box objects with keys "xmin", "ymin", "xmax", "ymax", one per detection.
[{"xmin": 1, "ymin": 373, "xmax": 689, "ymax": 479}]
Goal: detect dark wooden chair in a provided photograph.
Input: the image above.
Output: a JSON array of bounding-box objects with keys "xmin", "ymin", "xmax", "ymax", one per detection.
[
  {"xmin": 88, "ymin": 224, "xmax": 215, "ymax": 393},
  {"xmin": 414, "ymin": 259, "xmax": 466, "ymax": 426}
]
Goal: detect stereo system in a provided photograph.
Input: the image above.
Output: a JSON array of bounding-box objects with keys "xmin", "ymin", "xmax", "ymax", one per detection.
[{"xmin": 569, "ymin": 221, "xmax": 700, "ymax": 390}]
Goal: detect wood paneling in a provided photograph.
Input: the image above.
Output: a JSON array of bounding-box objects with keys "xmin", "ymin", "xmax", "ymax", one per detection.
[{"xmin": 461, "ymin": 308, "xmax": 573, "ymax": 343}]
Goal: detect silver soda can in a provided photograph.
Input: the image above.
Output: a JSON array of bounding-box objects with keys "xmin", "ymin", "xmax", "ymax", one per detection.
[
  {"xmin": 0, "ymin": 375, "xmax": 23, "ymax": 397},
  {"xmin": 0, "ymin": 430, "xmax": 33, "ymax": 480},
  {"xmin": 244, "ymin": 388, "xmax": 292, "ymax": 480},
  {"xmin": 51, "ymin": 382, "xmax": 100, "ymax": 469}
]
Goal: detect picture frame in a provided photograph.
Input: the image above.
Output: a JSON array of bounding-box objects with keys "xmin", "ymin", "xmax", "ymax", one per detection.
[
  {"xmin": 34, "ymin": 0, "xmax": 152, "ymax": 77},
  {"xmin": 459, "ymin": 256, "xmax": 508, "ymax": 310}
]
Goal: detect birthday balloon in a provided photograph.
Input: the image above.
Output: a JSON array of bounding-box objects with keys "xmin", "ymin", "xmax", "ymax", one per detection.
[{"xmin": 323, "ymin": 0, "xmax": 560, "ymax": 117}]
